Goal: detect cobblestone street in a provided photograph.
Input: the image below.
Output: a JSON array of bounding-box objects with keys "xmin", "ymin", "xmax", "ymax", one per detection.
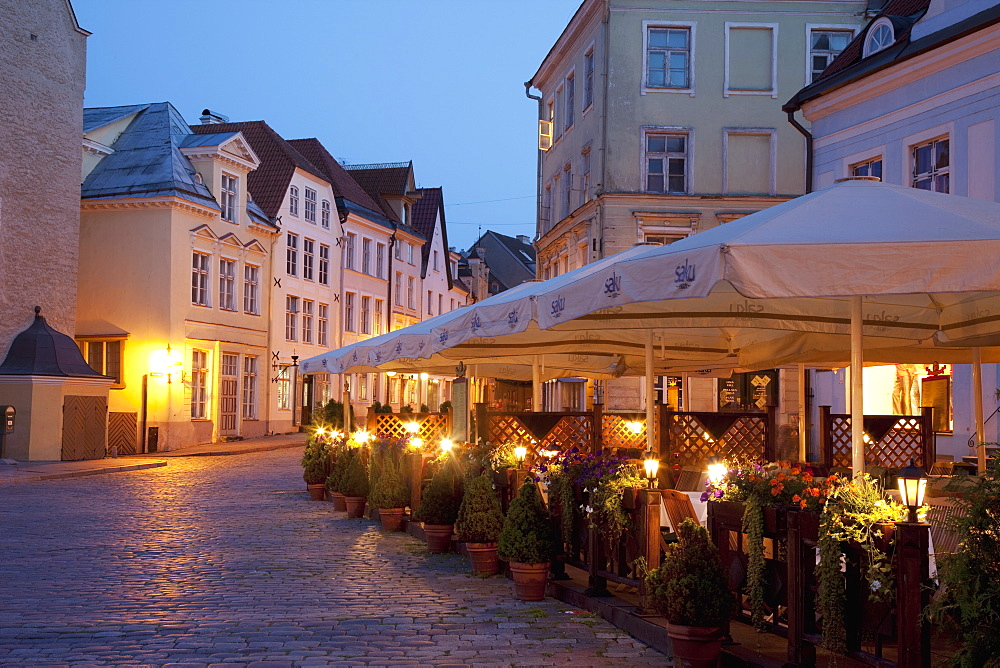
[{"xmin": 0, "ymin": 448, "xmax": 668, "ymax": 667}]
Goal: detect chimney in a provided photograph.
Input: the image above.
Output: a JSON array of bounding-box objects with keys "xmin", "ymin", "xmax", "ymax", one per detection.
[{"xmin": 200, "ymin": 109, "xmax": 230, "ymax": 125}]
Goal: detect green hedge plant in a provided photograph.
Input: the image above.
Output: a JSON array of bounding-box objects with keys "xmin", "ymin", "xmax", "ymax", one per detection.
[
  {"xmin": 498, "ymin": 481, "xmax": 554, "ymax": 564},
  {"xmin": 455, "ymin": 474, "xmax": 504, "ymax": 543},
  {"xmin": 300, "ymin": 438, "xmax": 329, "ymax": 485},
  {"xmin": 341, "ymin": 448, "xmax": 370, "ymax": 498},
  {"xmin": 414, "ymin": 466, "xmax": 462, "ymax": 525}
]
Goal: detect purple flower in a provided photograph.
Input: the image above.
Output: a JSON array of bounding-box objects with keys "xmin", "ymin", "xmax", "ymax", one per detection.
[
  {"xmin": 714, "ymin": 489, "xmax": 724, "ymax": 499},
  {"xmin": 700, "ymin": 492, "xmax": 710, "ymax": 502}
]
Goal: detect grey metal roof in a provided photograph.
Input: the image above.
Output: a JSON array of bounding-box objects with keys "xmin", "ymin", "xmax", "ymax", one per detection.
[
  {"xmin": 0, "ymin": 307, "xmax": 108, "ymax": 378},
  {"xmin": 178, "ymin": 132, "xmax": 240, "ymax": 148},
  {"xmin": 82, "ymin": 104, "xmax": 150, "ymax": 133},
  {"xmin": 81, "ymin": 102, "xmax": 220, "ymax": 210}
]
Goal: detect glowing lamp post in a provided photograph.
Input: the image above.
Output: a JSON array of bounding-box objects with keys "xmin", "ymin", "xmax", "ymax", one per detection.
[
  {"xmin": 514, "ymin": 445, "xmax": 528, "ymax": 469},
  {"xmin": 405, "ymin": 421, "xmax": 420, "ymax": 434},
  {"xmin": 352, "ymin": 430, "xmax": 370, "ymax": 446},
  {"xmin": 897, "ymin": 459, "xmax": 928, "ymax": 523},
  {"xmin": 643, "ymin": 454, "xmax": 660, "ymax": 489},
  {"xmin": 707, "ymin": 455, "xmax": 728, "ymax": 486},
  {"xmin": 440, "ymin": 438, "xmax": 454, "ymax": 454}
]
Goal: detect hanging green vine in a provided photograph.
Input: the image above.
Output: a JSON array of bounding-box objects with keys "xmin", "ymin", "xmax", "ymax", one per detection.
[
  {"xmin": 742, "ymin": 494, "xmax": 767, "ymax": 631},
  {"xmin": 817, "ymin": 504, "xmax": 848, "ymax": 654}
]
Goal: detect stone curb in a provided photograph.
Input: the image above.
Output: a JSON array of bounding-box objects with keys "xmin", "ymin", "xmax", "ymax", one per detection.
[{"xmin": 0, "ymin": 461, "xmax": 167, "ymax": 486}]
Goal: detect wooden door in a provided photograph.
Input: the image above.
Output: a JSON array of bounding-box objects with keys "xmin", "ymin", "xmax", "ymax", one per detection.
[
  {"xmin": 219, "ymin": 353, "xmax": 239, "ymax": 435},
  {"xmin": 62, "ymin": 395, "xmax": 108, "ymax": 460}
]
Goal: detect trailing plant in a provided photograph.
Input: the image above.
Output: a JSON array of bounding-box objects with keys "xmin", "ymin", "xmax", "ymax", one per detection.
[
  {"xmin": 341, "ymin": 447, "xmax": 370, "ymax": 498},
  {"xmin": 588, "ymin": 461, "xmax": 645, "ymax": 543},
  {"xmin": 455, "ymin": 474, "xmax": 505, "ymax": 543},
  {"xmin": 926, "ymin": 456, "xmax": 1000, "ymax": 667},
  {"xmin": 399, "ymin": 404, "xmax": 414, "ymax": 413},
  {"xmin": 498, "ymin": 480, "xmax": 555, "ymax": 564},
  {"xmin": 300, "ymin": 437, "xmax": 329, "ymax": 485},
  {"xmin": 645, "ymin": 518, "xmax": 732, "ymax": 627},
  {"xmin": 463, "ymin": 440, "xmax": 518, "ymax": 479},
  {"xmin": 439, "ymin": 400, "xmax": 452, "ymax": 413},
  {"xmin": 414, "ymin": 465, "xmax": 463, "ymax": 525},
  {"xmin": 815, "ymin": 473, "xmax": 907, "ymax": 653}
]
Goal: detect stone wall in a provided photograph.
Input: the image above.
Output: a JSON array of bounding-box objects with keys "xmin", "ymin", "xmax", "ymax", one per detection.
[{"xmin": 0, "ymin": 0, "xmax": 88, "ymax": 355}]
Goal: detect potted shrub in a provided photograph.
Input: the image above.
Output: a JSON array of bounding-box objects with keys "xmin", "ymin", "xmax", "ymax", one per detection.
[
  {"xmin": 455, "ymin": 474, "xmax": 505, "ymax": 575},
  {"xmin": 498, "ymin": 480, "xmax": 555, "ymax": 601},
  {"xmin": 370, "ymin": 454, "xmax": 410, "ymax": 532},
  {"xmin": 325, "ymin": 445, "xmax": 348, "ymax": 510},
  {"xmin": 341, "ymin": 448, "xmax": 370, "ymax": 518},
  {"xmin": 414, "ymin": 466, "xmax": 462, "ymax": 553},
  {"xmin": 300, "ymin": 438, "xmax": 328, "ymax": 500},
  {"xmin": 645, "ymin": 518, "xmax": 731, "ymax": 668}
]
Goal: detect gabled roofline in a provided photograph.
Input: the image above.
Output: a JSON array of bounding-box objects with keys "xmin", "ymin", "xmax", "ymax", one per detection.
[{"xmin": 65, "ymin": 0, "xmax": 91, "ymax": 36}]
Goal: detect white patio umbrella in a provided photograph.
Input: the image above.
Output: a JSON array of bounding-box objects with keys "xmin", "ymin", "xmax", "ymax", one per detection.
[{"xmin": 520, "ymin": 179, "xmax": 1000, "ymax": 472}]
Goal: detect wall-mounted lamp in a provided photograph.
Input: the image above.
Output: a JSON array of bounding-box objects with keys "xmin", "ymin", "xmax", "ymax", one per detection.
[
  {"xmin": 405, "ymin": 421, "xmax": 420, "ymax": 434},
  {"xmin": 514, "ymin": 445, "xmax": 528, "ymax": 468},
  {"xmin": 149, "ymin": 345, "xmax": 183, "ymax": 383},
  {"xmin": 626, "ymin": 420, "xmax": 644, "ymax": 435},
  {"xmin": 707, "ymin": 455, "xmax": 728, "ymax": 485}
]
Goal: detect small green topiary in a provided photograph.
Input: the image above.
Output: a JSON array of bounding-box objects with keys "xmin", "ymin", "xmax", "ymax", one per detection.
[
  {"xmin": 341, "ymin": 448, "xmax": 370, "ymax": 498},
  {"xmin": 370, "ymin": 456, "xmax": 410, "ymax": 509},
  {"xmin": 498, "ymin": 481, "xmax": 555, "ymax": 564},
  {"xmin": 414, "ymin": 466, "xmax": 462, "ymax": 525},
  {"xmin": 300, "ymin": 438, "xmax": 329, "ymax": 485},
  {"xmin": 645, "ymin": 518, "xmax": 732, "ymax": 627},
  {"xmin": 455, "ymin": 474, "xmax": 505, "ymax": 543}
]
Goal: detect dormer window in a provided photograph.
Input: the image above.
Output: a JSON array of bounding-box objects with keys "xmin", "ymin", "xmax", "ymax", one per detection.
[
  {"xmin": 289, "ymin": 186, "xmax": 299, "ymax": 217},
  {"xmin": 863, "ymin": 18, "xmax": 895, "ymax": 58},
  {"xmin": 221, "ymin": 173, "xmax": 238, "ymax": 223}
]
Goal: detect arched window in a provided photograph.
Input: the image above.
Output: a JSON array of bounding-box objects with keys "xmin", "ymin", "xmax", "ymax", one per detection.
[
  {"xmin": 863, "ymin": 18, "xmax": 894, "ymax": 58},
  {"xmin": 289, "ymin": 185, "xmax": 299, "ymax": 216}
]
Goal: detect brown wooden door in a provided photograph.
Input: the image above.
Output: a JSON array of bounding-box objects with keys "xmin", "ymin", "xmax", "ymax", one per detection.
[
  {"xmin": 220, "ymin": 353, "xmax": 239, "ymax": 435},
  {"xmin": 62, "ymin": 395, "xmax": 108, "ymax": 460}
]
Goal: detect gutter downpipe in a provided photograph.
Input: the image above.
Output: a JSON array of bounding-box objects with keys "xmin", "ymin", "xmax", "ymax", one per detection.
[
  {"xmin": 786, "ymin": 110, "xmax": 814, "ymax": 194},
  {"xmin": 524, "ymin": 82, "xmax": 543, "ymax": 263}
]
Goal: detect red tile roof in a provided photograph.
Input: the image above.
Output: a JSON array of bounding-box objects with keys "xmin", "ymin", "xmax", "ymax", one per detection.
[
  {"xmin": 815, "ymin": 0, "xmax": 932, "ymax": 80},
  {"xmin": 343, "ymin": 162, "xmax": 413, "ymax": 222},
  {"xmin": 287, "ymin": 138, "xmax": 385, "ymax": 216},
  {"xmin": 191, "ymin": 121, "xmax": 329, "ymax": 219}
]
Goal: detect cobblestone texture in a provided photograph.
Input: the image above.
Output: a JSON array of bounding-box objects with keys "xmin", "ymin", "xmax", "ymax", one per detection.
[{"xmin": 0, "ymin": 448, "xmax": 669, "ymax": 666}]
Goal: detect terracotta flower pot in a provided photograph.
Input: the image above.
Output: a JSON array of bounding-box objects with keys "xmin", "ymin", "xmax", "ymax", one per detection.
[
  {"xmin": 330, "ymin": 492, "xmax": 347, "ymax": 511},
  {"xmin": 307, "ymin": 483, "xmax": 326, "ymax": 501},
  {"xmin": 665, "ymin": 623, "xmax": 723, "ymax": 668},
  {"xmin": 509, "ymin": 561, "xmax": 550, "ymax": 601},
  {"xmin": 423, "ymin": 524, "xmax": 454, "ymax": 553},
  {"xmin": 379, "ymin": 507, "xmax": 406, "ymax": 532},
  {"xmin": 465, "ymin": 542, "xmax": 499, "ymax": 576},
  {"xmin": 344, "ymin": 496, "xmax": 367, "ymax": 518}
]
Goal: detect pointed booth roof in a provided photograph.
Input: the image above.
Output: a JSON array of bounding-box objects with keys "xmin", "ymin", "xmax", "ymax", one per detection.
[{"xmin": 0, "ymin": 308, "xmax": 109, "ymax": 378}]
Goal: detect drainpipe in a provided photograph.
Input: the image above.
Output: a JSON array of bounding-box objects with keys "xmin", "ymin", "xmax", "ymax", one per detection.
[
  {"xmin": 786, "ymin": 110, "xmax": 814, "ymax": 193},
  {"xmin": 524, "ymin": 82, "xmax": 543, "ymax": 254}
]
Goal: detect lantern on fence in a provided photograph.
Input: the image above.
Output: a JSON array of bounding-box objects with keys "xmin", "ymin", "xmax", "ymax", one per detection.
[
  {"xmin": 643, "ymin": 453, "xmax": 660, "ymax": 489},
  {"xmin": 513, "ymin": 445, "xmax": 528, "ymax": 468},
  {"xmin": 440, "ymin": 438, "xmax": 454, "ymax": 453},
  {"xmin": 409, "ymin": 437, "xmax": 423, "ymax": 449},
  {"xmin": 405, "ymin": 421, "xmax": 420, "ymax": 434},
  {"xmin": 897, "ymin": 459, "xmax": 927, "ymax": 523},
  {"xmin": 351, "ymin": 430, "xmax": 370, "ymax": 445},
  {"xmin": 626, "ymin": 420, "xmax": 644, "ymax": 435},
  {"xmin": 707, "ymin": 455, "xmax": 727, "ymax": 485}
]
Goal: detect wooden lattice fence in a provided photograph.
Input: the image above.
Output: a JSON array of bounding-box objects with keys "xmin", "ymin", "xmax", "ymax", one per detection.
[
  {"xmin": 660, "ymin": 407, "xmax": 775, "ymax": 468},
  {"xmin": 819, "ymin": 406, "xmax": 934, "ymax": 470},
  {"xmin": 367, "ymin": 412, "xmax": 451, "ymax": 444}
]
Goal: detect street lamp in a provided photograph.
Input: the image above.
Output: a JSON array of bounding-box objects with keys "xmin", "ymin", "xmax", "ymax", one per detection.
[
  {"xmin": 707, "ymin": 455, "xmax": 728, "ymax": 485},
  {"xmin": 897, "ymin": 459, "xmax": 928, "ymax": 523},
  {"xmin": 643, "ymin": 453, "xmax": 660, "ymax": 489},
  {"xmin": 440, "ymin": 438, "xmax": 454, "ymax": 453},
  {"xmin": 513, "ymin": 445, "xmax": 528, "ymax": 468},
  {"xmin": 626, "ymin": 420, "xmax": 644, "ymax": 435},
  {"xmin": 405, "ymin": 421, "xmax": 420, "ymax": 434},
  {"xmin": 352, "ymin": 430, "xmax": 370, "ymax": 445}
]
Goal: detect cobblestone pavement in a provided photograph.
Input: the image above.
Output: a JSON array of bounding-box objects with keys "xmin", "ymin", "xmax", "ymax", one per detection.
[{"xmin": 0, "ymin": 448, "xmax": 669, "ymax": 667}]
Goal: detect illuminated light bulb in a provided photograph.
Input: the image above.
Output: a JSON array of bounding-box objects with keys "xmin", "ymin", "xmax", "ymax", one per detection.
[
  {"xmin": 440, "ymin": 439, "xmax": 454, "ymax": 453},
  {"xmin": 405, "ymin": 422, "xmax": 420, "ymax": 434}
]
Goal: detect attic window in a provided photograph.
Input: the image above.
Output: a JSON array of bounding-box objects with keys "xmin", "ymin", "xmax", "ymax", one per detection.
[{"xmin": 863, "ymin": 18, "xmax": 894, "ymax": 58}]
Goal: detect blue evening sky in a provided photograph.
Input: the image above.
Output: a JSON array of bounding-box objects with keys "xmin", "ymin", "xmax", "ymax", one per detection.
[{"xmin": 72, "ymin": 0, "xmax": 581, "ymax": 251}]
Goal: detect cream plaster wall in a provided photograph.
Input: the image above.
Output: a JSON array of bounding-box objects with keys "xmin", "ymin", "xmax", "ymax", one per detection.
[{"xmin": 0, "ymin": 0, "xmax": 88, "ymax": 358}]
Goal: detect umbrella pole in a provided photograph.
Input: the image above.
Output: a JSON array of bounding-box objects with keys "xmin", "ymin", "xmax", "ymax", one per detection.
[
  {"xmin": 798, "ymin": 364, "xmax": 807, "ymax": 463},
  {"xmin": 851, "ymin": 296, "xmax": 865, "ymax": 476},
  {"xmin": 532, "ymin": 356, "xmax": 542, "ymax": 412},
  {"xmin": 973, "ymin": 347, "xmax": 986, "ymax": 473},
  {"xmin": 646, "ymin": 331, "xmax": 655, "ymax": 453}
]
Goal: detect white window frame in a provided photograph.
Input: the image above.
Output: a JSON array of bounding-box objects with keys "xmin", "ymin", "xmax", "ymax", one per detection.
[
  {"xmin": 276, "ymin": 366, "xmax": 290, "ymax": 411},
  {"xmin": 220, "ymin": 173, "xmax": 238, "ymax": 223},
  {"xmin": 641, "ymin": 20, "xmax": 696, "ymax": 97},
  {"xmin": 641, "ymin": 127, "xmax": 692, "ymax": 195},
  {"xmin": 722, "ymin": 128, "xmax": 777, "ymax": 195},
  {"xmin": 433, "ymin": 249, "xmax": 439, "ymax": 272},
  {"xmin": 318, "ymin": 244, "xmax": 330, "ymax": 285},
  {"xmin": 394, "ymin": 240, "xmax": 402, "ymax": 260},
  {"xmin": 805, "ymin": 24, "xmax": 858, "ymax": 85},
  {"xmin": 563, "ymin": 163, "xmax": 572, "ymax": 218},
  {"xmin": 302, "ymin": 299, "xmax": 314, "ymax": 344},
  {"xmin": 361, "ymin": 237, "xmax": 372, "ymax": 275},
  {"xmin": 361, "ymin": 295, "xmax": 371, "ymax": 335},
  {"xmin": 289, "ymin": 185, "xmax": 299, "ymax": 217},
  {"xmin": 406, "ymin": 242, "xmax": 414, "ymax": 265},
  {"xmin": 901, "ymin": 123, "xmax": 954, "ymax": 189},
  {"xmin": 321, "ymin": 199, "xmax": 331, "ymax": 229},
  {"xmin": 581, "ymin": 147, "xmax": 592, "ymax": 207},
  {"xmin": 724, "ymin": 23, "xmax": 779, "ymax": 98},
  {"xmin": 407, "ymin": 277, "xmax": 415, "ymax": 309},
  {"xmin": 302, "ymin": 238, "xmax": 314, "ymax": 281},
  {"xmin": 285, "ymin": 295, "xmax": 299, "ymax": 342},
  {"xmin": 318, "ymin": 303, "xmax": 329, "ymax": 347},
  {"xmin": 911, "ymin": 135, "xmax": 951, "ymax": 193},
  {"xmin": 376, "ymin": 243, "xmax": 386, "ymax": 279},
  {"xmin": 583, "ymin": 45, "xmax": 595, "ymax": 112},
  {"xmin": 841, "ymin": 145, "xmax": 886, "ymax": 181},
  {"xmin": 192, "ymin": 251, "xmax": 210, "ymax": 306},
  {"xmin": 241, "ymin": 355, "xmax": 258, "ymax": 420},
  {"xmin": 394, "ymin": 272, "xmax": 403, "ymax": 306},
  {"xmin": 427, "ymin": 290, "xmax": 433, "ymax": 316},
  {"xmin": 344, "ymin": 292, "xmax": 356, "ymax": 332},
  {"xmin": 243, "ymin": 264, "xmax": 260, "ymax": 314},
  {"xmin": 219, "ymin": 257, "xmax": 237, "ymax": 311},
  {"xmin": 374, "ymin": 299, "xmax": 384, "ymax": 336},
  {"xmin": 79, "ymin": 338, "xmax": 125, "ymax": 387},
  {"xmin": 863, "ymin": 17, "xmax": 895, "ymax": 58},
  {"xmin": 304, "ymin": 187, "xmax": 317, "ymax": 223},
  {"xmin": 286, "ymin": 233, "xmax": 298, "ymax": 277},
  {"xmin": 564, "ymin": 70, "xmax": 575, "ymax": 132},
  {"xmin": 345, "ymin": 233, "xmax": 356, "ymax": 270},
  {"xmin": 191, "ymin": 349, "xmax": 209, "ymax": 419}
]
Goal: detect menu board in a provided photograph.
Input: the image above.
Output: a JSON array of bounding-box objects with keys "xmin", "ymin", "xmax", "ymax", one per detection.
[{"xmin": 921, "ymin": 376, "xmax": 951, "ymax": 433}]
